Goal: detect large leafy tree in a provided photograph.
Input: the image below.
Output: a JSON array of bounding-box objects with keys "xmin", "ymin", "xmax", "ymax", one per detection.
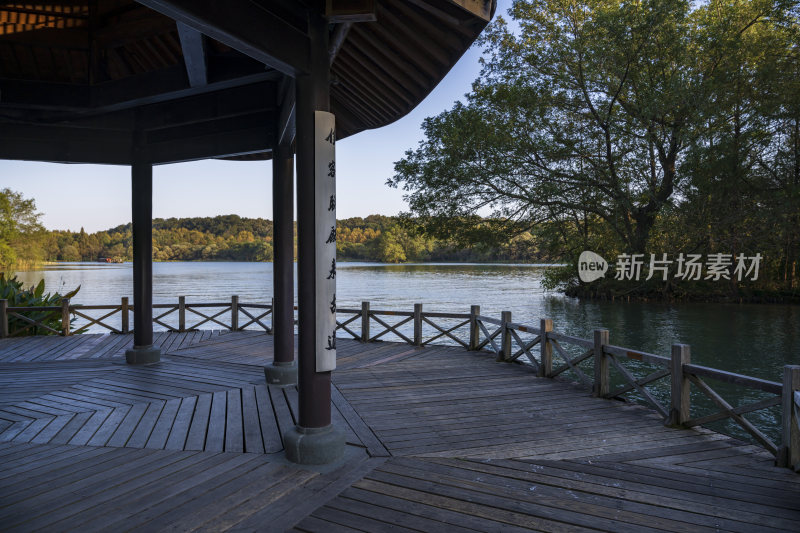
[
  {"xmin": 391, "ymin": 0, "xmax": 799, "ymax": 274},
  {"xmin": 0, "ymin": 188, "xmax": 44, "ymax": 270}
]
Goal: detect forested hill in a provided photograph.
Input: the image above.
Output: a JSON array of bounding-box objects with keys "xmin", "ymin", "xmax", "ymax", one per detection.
[{"xmin": 40, "ymin": 214, "xmax": 541, "ymax": 264}]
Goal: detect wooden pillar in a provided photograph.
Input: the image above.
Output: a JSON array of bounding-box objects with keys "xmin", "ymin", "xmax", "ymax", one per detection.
[
  {"xmin": 265, "ymin": 139, "xmax": 297, "ymax": 386},
  {"xmin": 125, "ymin": 128, "xmax": 160, "ymax": 364},
  {"xmin": 284, "ymin": 8, "xmax": 344, "ymax": 465},
  {"xmin": 272, "ymin": 140, "xmax": 295, "ymax": 364}
]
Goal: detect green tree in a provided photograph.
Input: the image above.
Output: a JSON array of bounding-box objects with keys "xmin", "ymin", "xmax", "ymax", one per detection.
[
  {"xmin": 0, "ymin": 188, "xmax": 44, "ymax": 270},
  {"xmin": 390, "ymin": 0, "xmax": 800, "ymax": 297},
  {"xmin": 392, "ymin": 0, "xmax": 708, "ymax": 255}
]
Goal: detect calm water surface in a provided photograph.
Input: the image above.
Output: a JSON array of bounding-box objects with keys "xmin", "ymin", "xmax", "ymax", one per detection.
[{"xmin": 15, "ymin": 261, "xmax": 800, "ymax": 442}]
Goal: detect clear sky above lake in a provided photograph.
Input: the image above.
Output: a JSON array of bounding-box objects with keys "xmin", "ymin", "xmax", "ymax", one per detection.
[{"xmin": 1, "ymin": 1, "xmax": 512, "ymax": 233}]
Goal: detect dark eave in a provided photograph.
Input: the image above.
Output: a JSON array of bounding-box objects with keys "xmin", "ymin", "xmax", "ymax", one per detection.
[{"xmin": 0, "ymin": 0, "xmax": 495, "ymax": 165}]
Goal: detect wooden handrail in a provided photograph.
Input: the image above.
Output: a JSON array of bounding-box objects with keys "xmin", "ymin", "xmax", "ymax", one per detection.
[{"xmin": 684, "ymin": 364, "xmax": 782, "ymax": 394}]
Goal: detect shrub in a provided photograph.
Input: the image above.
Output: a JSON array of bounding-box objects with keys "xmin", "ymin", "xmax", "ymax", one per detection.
[{"xmin": 0, "ymin": 274, "xmax": 80, "ymax": 336}]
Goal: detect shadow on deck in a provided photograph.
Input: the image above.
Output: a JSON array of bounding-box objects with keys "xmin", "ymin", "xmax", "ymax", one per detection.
[{"xmin": 1, "ymin": 331, "xmax": 798, "ymax": 531}]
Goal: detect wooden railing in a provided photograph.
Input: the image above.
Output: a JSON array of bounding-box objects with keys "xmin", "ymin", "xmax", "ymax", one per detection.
[
  {"xmin": 1, "ymin": 296, "xmax": 798, "ymax": 469},
  {"xmin": 335, "ymin": 302, "xmax": 472, "ymax": 348},
  {"xmin": 0, "ymin": 296, "xmax": 273, "ymax": 336},
  {"xmin": 468, "ymin": 310, "xmax": 800, "ymax": 470}
]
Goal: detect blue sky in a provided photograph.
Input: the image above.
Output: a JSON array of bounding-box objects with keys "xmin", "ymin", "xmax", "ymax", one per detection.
[{"xmin": 1, "ymin": 1, "xmax": 511, "ymax": 233}]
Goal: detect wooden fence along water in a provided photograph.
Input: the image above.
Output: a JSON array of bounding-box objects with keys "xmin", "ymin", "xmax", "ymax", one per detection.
[{"xmin": 1, "ymin": 297, "xmax": 799, "ymax": 471}]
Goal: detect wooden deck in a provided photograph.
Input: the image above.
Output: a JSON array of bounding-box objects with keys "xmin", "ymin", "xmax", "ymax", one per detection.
[{"xmin": 1, "ymin": 332, "xmax": 798, "ymax": 532}]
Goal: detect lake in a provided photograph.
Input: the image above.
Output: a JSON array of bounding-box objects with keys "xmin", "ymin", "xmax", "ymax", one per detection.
[{"xmin": 15, "ymin": 261, "xmax": 800, "ymax": 443}]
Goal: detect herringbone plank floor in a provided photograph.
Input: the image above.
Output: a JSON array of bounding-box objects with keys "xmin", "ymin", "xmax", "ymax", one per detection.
[{"xmin": 1, "ymin": 331, "xmax": 798, "ymax": 531}]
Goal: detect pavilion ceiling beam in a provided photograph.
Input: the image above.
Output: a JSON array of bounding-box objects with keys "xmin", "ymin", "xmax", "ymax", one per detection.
[
  {"xmin": 148, "ymin": 125, "xmax": 273, "ymax": 164},
  {"xmin": 0, "ymin": 122, "xmax": 131, "ymax": 164},
  {"xmin": 176, "ymin": 22, "xmax": 208, "ymax": 88},
  {"xmin": 135, "ymin": 0, "xmax": 310, "ymax": 75},
  {"xmin": 0, "ymin": 117, "xmax": 274, "ymax": 166},
  {"xmin": 0, "ymin": 65, "xmax": 277, "ymax": 114},
  {"xmin": 276, "ymin": 20, "xmax": 349, "ymax": 149},
  {"xmin": 276, "ymin": 77, "xmax": 295, "ymax": 149},
  {"xmin": 139, "ymin": 82, "xmax": 276, "ymax": 131},
  {"xmin": 325, "ymin": 0, "xmax": 376, "ymax": 22},
  {"xmin": 0, "ymin": 81, "xmax": 276, "ymax": 135}
]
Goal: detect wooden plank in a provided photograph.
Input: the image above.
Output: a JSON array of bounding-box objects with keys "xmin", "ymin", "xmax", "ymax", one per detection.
[
  {"xmin": 30, "ymin": 413, "xmax": 75, "ymax": 444},
  {"xmin": 66, "ymin": 409, "xmax": 111, "ymax": 446},
  {"xmin": 106, "ymin": 402, "xmax": 149, "ymax": 447},
  {"xmin": 184, "ymin": 393, "xmax": 212, "ymax": 451},
  {"xmin": 84, "ymin": 453, "xmax": 265, "ymax": 531},
  {"xmin": 11, "ymin": 450, "xmax": 210, "ymax": 531},
  {"xmin": 86, "ymin": 406, "xmax": 131, "ymax": 446},
  {"xmin": 225, "ymin": 388, "xmax": 244, "ymax": 452},
  {"xmin": 140, "ymin": 462, "xmax": 302, "ymax": 530},
  {"xmin": 235, "ymin": 457, "xmax": 387, "ymax": 532},
  {"xmin": 165, "ymin": 396, "xmax": 197, "ymax": 450},
  {"xmin": 241, "ymin": 385, "xmax": 264, "ymax": 454},
  {"xmin": 145, "ymin": 398, "xmax": 181, "ymax": 449},
  {"xmin": 0, "ymin": 420, "xmax": 33, "ymax": 442},
  {"xmin": 125, "ymin": 401, "xmax": 166, "ymax": 448},
  {"xmin": 331, "ymin": 385, "xmax": 388, "ymax": 456},
  {"xmin": 269, "ymin": 385, "xmax": 295, "ymax": 440},
  {"xmin": 196, "ymin": 468, "xmax": 316, "ymax": 531},
  {"xmin": 255, "ymin": 384, "xmax": 282, "ymax": 453},
  {"xmin": 415, "ymin": 457, "xmax": 770, "ymax": 533},
  {"xmin": 205, "ymin": 390, "xmax": 227, "ymax": 452}
]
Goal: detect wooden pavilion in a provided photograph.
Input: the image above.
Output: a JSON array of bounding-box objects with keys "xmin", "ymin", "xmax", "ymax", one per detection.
[{"xmin": 0, "ymin": 0, "xmax": 495, "ymax": 464}]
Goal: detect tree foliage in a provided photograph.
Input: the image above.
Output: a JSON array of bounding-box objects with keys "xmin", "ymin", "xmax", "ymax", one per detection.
[
  {"xmin": 391, "ymin": 0, "xmax": 800, "ymax": 298},
  {"xmin": 0, "ymin": 188, "xmax": 44, "ymax": 270},
  {"xmin": 0, "ymin": 274, "xmax": 80, "ymax": 336},
  {"xmin": 10, "ymin": 213, "xmax": 544, "ymax": 266}
]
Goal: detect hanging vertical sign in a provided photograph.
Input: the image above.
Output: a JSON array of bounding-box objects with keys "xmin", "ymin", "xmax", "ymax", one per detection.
[{"xmin": 315, "ymin": 111, "xmax": 337, "ymax": 372}]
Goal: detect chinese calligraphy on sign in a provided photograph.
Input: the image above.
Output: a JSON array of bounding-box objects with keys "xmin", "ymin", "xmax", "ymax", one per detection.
[
  {"xmin": 315, "ymin": 111, "xmax": 337, "ymax": 371},
  {"xmin": 578, "ymin": 250, "xmax": 762, "ymax": 283}
]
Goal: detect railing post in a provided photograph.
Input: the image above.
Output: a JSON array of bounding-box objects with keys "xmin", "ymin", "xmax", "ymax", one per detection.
[
  {"xmin": 178, "ymin": 296, "xmax": 186, "ymax": 332},
  {"xmin": 668, "ymin": 344, "xmax": 691, "ymax": 426},
  {"xmin": 539, "ymin": 318, "xmax": 553, "ymax": 377},
  {"xmin": 498, "ymin": 311, "xmax": 511, "ymax": 362},
  {"xmin": 361, "ymin": 301, "xmax": 370, "ymax": 343},
  {"xmin": 61, "ymin": 298, "xmax": 70, "ymax": 336},
  {"xmin": 413, "ymin": 303, "xmax": 423, "ymax": 346},
  {"xmin": 593, "ymin": 329, "xmax": 610, "ymax": 397},
  {"xmin": 469, "ymin": 305, "xmax": 480, "ymax": 351},
  {"xmin": 270, "ymin": 297, "xmax": 275, "ymax": 334},
  {"xmin": 231, "ymin": 295, "xmax": 239, "ymax": 331},
  {"xmin": 778, "ymin": 365, "xmax": 800, "ymax": 469},
  {"xmin": 121, "ymin": 297, "xmax": 129, "ymax": 334},
  {"xmin": 0, "ymin": 299, "xmax": 8, "ymax": 338}
]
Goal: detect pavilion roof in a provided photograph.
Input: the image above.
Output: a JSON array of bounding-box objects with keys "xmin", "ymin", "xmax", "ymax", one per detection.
[{"xmin": 0, "ymin": 0, "xmax": 495, "ymax": 165}]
